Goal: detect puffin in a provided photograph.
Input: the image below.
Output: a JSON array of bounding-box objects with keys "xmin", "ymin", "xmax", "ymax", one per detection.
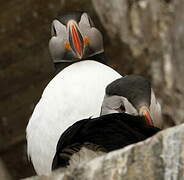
[
  {"xmin": 100, "ymin": 75, "xmax": 162, "ymax": 128},
  {"xmin": 26, "ymin": 12, "xmax": 121, "ymax": 175},
  {"xmin": 49, "ymin": 11, "xmax": 106, "ymax": 73},
  {"xmin": 52, "ymin": 75, "xmax": 162, "ymax": 170}
]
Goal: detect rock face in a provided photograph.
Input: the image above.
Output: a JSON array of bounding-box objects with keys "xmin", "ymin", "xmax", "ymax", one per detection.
[
  {"xmin": 24, "ymin": 123, "xmax": 184, "ymax": 180},
  {"xmin": 0, "ymin": 0, "xmax": 61, "ymax": 178},
  {"xmin": 92, "ymin": 0, "xmax": 184, "ymax": 127},
  {"xmin": 0, "ymin": 160, "xmax": 12, "ymax": 180}
]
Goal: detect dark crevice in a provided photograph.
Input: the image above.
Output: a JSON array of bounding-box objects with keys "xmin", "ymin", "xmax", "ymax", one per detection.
[
  {"xmin": 163, "ymin": 114, "xmax": 176, "ymax": 128},
  {"xmin": 164, "ymin": 0, "xmax": 172, "ymax": 3}
]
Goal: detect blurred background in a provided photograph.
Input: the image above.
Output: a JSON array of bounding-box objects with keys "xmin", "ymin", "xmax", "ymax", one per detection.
[{"xmin": 1, "ymin": 0, "xmax": 184, "ymax": 179}]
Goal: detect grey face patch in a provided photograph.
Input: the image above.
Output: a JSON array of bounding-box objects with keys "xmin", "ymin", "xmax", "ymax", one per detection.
[{"xmin": 106, "ymin": 75, "xmax": 151, "ymax": 109}]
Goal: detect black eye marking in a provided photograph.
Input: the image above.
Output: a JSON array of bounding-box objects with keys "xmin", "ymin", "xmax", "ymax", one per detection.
[
  {"xmin": 119, "ymin": 105, "xmax": 125, "ymax": 112},
  {"xmin": 52, "ymin": 25, "xmax": 57, "ymax": 36},
  {"xmin": 87, "ymin": 15, "xmax": 94, "ymax": 27}
]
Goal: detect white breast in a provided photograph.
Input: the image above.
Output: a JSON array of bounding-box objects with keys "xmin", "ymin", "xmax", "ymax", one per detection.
[{"xmin": 26, "ymin": 60, "xmax": 121, "ymax": 175}]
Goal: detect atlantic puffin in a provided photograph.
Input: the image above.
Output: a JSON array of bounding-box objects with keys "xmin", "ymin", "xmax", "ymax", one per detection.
[
  {"xmin": 49, "ymin": 11, "xmax": 106, "ymax": 73},
  {"xmin": 52, "ymin": 75, "xmax": 162, "ymax": 170},
  {"xmin": 26, "ymin": 12, "xmax": 121, "ymax": 175}
]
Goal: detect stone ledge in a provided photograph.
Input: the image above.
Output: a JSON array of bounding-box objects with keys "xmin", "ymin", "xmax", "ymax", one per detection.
[{"xmin": 24, "ymin": 124, "xmax": 184, "ymax": 180}]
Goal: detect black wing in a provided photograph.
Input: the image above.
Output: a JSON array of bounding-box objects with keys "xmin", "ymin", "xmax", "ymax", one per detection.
[{"xmin": 52, "ymin": 113, "xmax": 160, "ymax": 169}]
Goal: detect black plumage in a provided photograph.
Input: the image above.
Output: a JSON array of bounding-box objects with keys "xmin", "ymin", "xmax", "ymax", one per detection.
[
  {"xmin": 106, "ymin": 75, "xmax": 151, "ymax": 109},
  {"xmin": 52, "ymin": 113, "xmax": 160, "ymax": 170},
  {"xmin": 54, "ymin": 52, "xmax": 107, "ymax": 74}
]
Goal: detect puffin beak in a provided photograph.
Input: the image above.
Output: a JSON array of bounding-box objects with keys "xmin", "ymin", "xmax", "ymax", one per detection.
[
  {"xmin": 139, "ymin": 106, "xmax": 154, "ymax": 126},
  {"xmin": 68, "ymin": 20, "xmax": 83, "ymax": 59}
]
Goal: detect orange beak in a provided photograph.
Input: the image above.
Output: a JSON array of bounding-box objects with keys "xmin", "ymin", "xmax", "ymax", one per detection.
[
  {"xmin": 139, "ymin": 106, "xmax": 154, "ymax": 126},
  {"xmin": 68, "ymin": 20, "xmax": 83, "ymax": 59}
]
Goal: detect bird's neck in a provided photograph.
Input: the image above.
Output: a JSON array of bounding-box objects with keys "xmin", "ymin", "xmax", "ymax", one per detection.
[
  {"xmin": 53, "ymin": 52, "xmax": 107, "ymax": 75},
  {"xmin": 86, "ymin": 52, "xmax": 107, "ymax": 65}
]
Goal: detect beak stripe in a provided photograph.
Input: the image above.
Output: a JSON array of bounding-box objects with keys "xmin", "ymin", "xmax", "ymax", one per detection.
[
  {"xmin": 139, "ymin": 105, "xmax": 154, "ymax": 126},
  {"xmin": 143, "ymin": 111, "xmax": 153, "ymax": 126},
  {"xmin": 71, "ymin": 25, "xmax": 82, "ymax": 57}
]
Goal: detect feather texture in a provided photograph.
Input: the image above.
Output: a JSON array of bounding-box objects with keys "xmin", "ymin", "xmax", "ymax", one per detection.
[
  {"xmin": 52, "ymin": 113, "xmax": 160, "ymax": 170},
  {"xmin": 26, "ymin": 60, "xmax": 121, "ymax": 175}
]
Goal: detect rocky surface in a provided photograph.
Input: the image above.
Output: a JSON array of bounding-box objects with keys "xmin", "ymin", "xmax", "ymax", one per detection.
[
  {"xmin": 0, "ymin": 0, "xmax": 60, "ymax": 178},
  {"xmin": 24, "ymin": 123, "xmax": 184, "ymax": 180},
  {"xmin": 0, "ymin": 159, "xmax": 12, "ymax": 180}
]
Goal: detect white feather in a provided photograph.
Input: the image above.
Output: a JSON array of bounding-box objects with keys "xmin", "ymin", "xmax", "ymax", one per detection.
[
  {"xmin": 101, "ymin": 95, "xmax": 138, "ymax": 116},
  {"xmin": 68, "ymin": 147, "xmax": 105, "ymax": 170},
  {"xmin": 26, "ymin": 60, "xmax": 121, "ymax": 175},
  {"xmin": 150, "ymin": 89, "xmax": 162, "ymax": 128}
]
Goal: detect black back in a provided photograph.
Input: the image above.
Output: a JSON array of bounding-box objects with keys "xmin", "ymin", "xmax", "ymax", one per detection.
[
  {"xmin": 54, "ymin": 52, "xmax": 107, "ymax": 74},
  {"xmin": 52, "ymin": 113, "xmax": 160, "ymax": 169}
]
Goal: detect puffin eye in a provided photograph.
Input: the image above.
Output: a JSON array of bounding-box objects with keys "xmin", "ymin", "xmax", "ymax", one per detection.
[
  {"xmin": 51, "ymin": 25, "xmax": 57, "ymax": 36},
  {"xmin": 119, "ymin": 105, "xmax": 125, "ymax": 112},
  {"xmin": 115, "ymin": 104, "xmax": 126, "ymax": 113}
]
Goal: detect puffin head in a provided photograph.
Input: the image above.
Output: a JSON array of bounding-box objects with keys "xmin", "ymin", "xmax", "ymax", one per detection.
[
  {"xmin": 49, "ymin": 12, "xmax": 104, "ymax": 63},
  {"xmin": 101, "ymin": 75, "xmax": 162, "ymax": 128}
]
